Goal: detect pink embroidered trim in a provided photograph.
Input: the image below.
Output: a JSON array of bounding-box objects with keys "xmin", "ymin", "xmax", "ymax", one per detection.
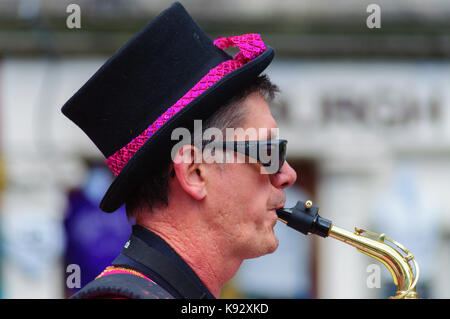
[
  {"xmin": 106, "ymin": 33, "xmax": 267, "ymax": 176},
  {"xmin": 96, "ymin": 266, "xmax": 153, "ymax": 282}
]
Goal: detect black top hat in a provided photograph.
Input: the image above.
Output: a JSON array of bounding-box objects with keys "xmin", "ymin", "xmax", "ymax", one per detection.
[{"xmin": 62, "ymin": 2, "xmax": 274, "ymax": 213}]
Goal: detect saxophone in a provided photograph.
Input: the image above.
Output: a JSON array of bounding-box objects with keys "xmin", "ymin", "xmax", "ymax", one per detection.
[{"xmin": 276, "ymin": 200, "xmax": 419, "ymax": 299}]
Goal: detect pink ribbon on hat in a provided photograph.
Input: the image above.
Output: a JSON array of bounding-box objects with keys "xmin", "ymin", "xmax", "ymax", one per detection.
[{"xmin": 106, "ymin": 33, "xmax": 267, "ymax": 176}]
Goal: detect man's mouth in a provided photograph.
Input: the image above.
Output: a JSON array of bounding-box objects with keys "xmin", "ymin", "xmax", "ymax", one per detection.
[
  {"xmin": 268, "ymin": 193, "xmax": 286, "ymax": 215},
  {"xmin": 271, "ymin": 199, "xmax": 286, "ymax": 212},
  {"xmin": 269, "ymin": 204, "xmax": 285, "ymax": 217}
]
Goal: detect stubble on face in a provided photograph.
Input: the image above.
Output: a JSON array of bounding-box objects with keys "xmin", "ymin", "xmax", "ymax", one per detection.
[{"xmin": 203, "ymin": 92, "xmax": 284, "ymax": 260}]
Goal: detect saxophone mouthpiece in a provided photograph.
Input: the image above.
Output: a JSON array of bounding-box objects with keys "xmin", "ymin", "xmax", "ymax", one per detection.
[{"xmin": 276, "ymin": 200, "xmax": 332, "ymax": 238}]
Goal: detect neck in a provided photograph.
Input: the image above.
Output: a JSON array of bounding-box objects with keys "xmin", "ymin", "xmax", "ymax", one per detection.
[{"xmin": 136, "ymin": 209, "xmax": 242, "ymax": 298}]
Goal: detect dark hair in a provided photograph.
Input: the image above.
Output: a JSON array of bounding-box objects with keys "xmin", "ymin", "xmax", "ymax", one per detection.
[{"xmin": 125, "ymin": 74, "xmax": 279, "ymax": 218}]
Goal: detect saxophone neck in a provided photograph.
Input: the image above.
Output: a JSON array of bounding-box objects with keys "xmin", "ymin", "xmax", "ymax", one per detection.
[
  {"xmin": 329, "ymin": 225, "xmax": 419, "ymax": 299},
  {"xmin": 276, "ymin": 200, "xmax": 419, "ymax": 299}
]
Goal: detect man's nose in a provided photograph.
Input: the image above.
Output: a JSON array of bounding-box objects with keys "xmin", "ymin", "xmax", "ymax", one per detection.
[{"xmin": 270, "ymin": 161, "xmax": 297, "ymax": 189}]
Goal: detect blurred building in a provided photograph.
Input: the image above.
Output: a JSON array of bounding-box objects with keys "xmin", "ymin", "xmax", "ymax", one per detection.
[{"xmin": 1, "ymin": 0, "xmax": 450, "ymax": 298}]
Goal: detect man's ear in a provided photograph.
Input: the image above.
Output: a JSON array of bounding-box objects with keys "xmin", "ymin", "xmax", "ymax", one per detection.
[{"xmin": 172, "ymin": 144, "xmax": 207, "ymax": 200}]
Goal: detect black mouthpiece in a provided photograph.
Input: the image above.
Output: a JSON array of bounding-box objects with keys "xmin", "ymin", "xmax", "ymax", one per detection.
[{"xmin": 276, "ymin": 201, "xmax": 332, "ymax": 238}]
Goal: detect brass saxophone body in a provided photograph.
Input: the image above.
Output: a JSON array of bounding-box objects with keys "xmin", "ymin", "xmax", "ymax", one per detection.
[{"xmin": 276, "ymin": 200, "xmax": 419, "ymax": 299}]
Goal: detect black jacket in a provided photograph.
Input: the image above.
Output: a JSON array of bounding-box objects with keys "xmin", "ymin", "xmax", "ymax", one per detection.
[{"xmin": 70, "ymin": 225, "xmax": 215, "ymax": 299}]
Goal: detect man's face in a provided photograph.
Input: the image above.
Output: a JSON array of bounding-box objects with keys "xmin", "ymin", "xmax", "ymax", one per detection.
[{"xmin": 203, "ymin": 92, "xmax": 297, "ymax": 259}]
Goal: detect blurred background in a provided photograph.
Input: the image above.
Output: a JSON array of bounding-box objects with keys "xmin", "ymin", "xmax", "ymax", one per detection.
[{"xmin": 0, "ymin": 0, "xmax": 449, "ymax": 299}]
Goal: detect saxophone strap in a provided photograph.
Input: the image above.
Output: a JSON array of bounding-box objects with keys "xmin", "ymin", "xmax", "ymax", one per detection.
[
  {"xmin": 70, "ymin": 272, "xmax": 173, "ymax": 299},
  {"xmin": 117, "ymin": 234, "xmax": 208, "ymax": 299}
]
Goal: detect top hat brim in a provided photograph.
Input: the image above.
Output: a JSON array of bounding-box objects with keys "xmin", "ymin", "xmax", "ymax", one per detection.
[{"xmin": 100, "ymin": 46, "xmax": 274, "ymax": 213}]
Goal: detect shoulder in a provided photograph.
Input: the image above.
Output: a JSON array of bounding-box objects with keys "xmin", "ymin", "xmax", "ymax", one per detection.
[{"xmin": 70, "ymin": 267, "xmax": 174, "ymax": 299}]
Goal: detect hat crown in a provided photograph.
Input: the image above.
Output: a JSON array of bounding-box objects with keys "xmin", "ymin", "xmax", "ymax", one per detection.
[{"xmin": 62, "ymin": 2, "xmax": 230, "ymax": 158}]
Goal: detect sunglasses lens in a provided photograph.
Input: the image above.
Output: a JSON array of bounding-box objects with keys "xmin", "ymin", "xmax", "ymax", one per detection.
[
  {"xmin": 218, "ymin": 139, "xmax": 287, "ymax": 174},
  {"xmin": 259, "ymin": 140, "xmax": 287, "ymax": 173},
  {"xmin": 265, "ymin": 145, "xmax": 272, "ymax": 157},
  {"xmin": 279, "ymin": 141, "xmax": 287, "ymax": 170}
]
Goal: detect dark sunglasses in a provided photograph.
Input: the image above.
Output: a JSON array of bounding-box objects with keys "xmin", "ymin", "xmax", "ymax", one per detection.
[{"xmin": 202, "ymin": 139, "xmax": 288, "ymax": 174}]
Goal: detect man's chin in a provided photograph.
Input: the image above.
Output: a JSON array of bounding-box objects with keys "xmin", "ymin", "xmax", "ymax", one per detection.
[
  {"xmin": 268, "ymin": 235, "xmax": 279, "ymax": 254},
  {"xmin": 246, "ymin": 236, "xmax": 279, "ymax": 259},
  {"xmin": 261, "ymin": 234, "xmax": 279, "ymax": 256}
]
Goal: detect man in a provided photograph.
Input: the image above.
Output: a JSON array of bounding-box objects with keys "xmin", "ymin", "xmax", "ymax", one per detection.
[{"xmin": 62, "ymin": 2, "xmax": 296, "ymax": 299}]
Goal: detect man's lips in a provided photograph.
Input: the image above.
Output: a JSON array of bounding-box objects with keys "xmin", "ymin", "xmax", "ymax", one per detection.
[
  {"xmin": 270, "ymin": 200, "xmax": 286, "ymax": 212},
  {"xmin": 269, "ymin": 204, "xmax": 285, "ymax": 217},
  {"xmin": 269, "ymin": 193, "xmax": 286, "ymax": 215}
]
